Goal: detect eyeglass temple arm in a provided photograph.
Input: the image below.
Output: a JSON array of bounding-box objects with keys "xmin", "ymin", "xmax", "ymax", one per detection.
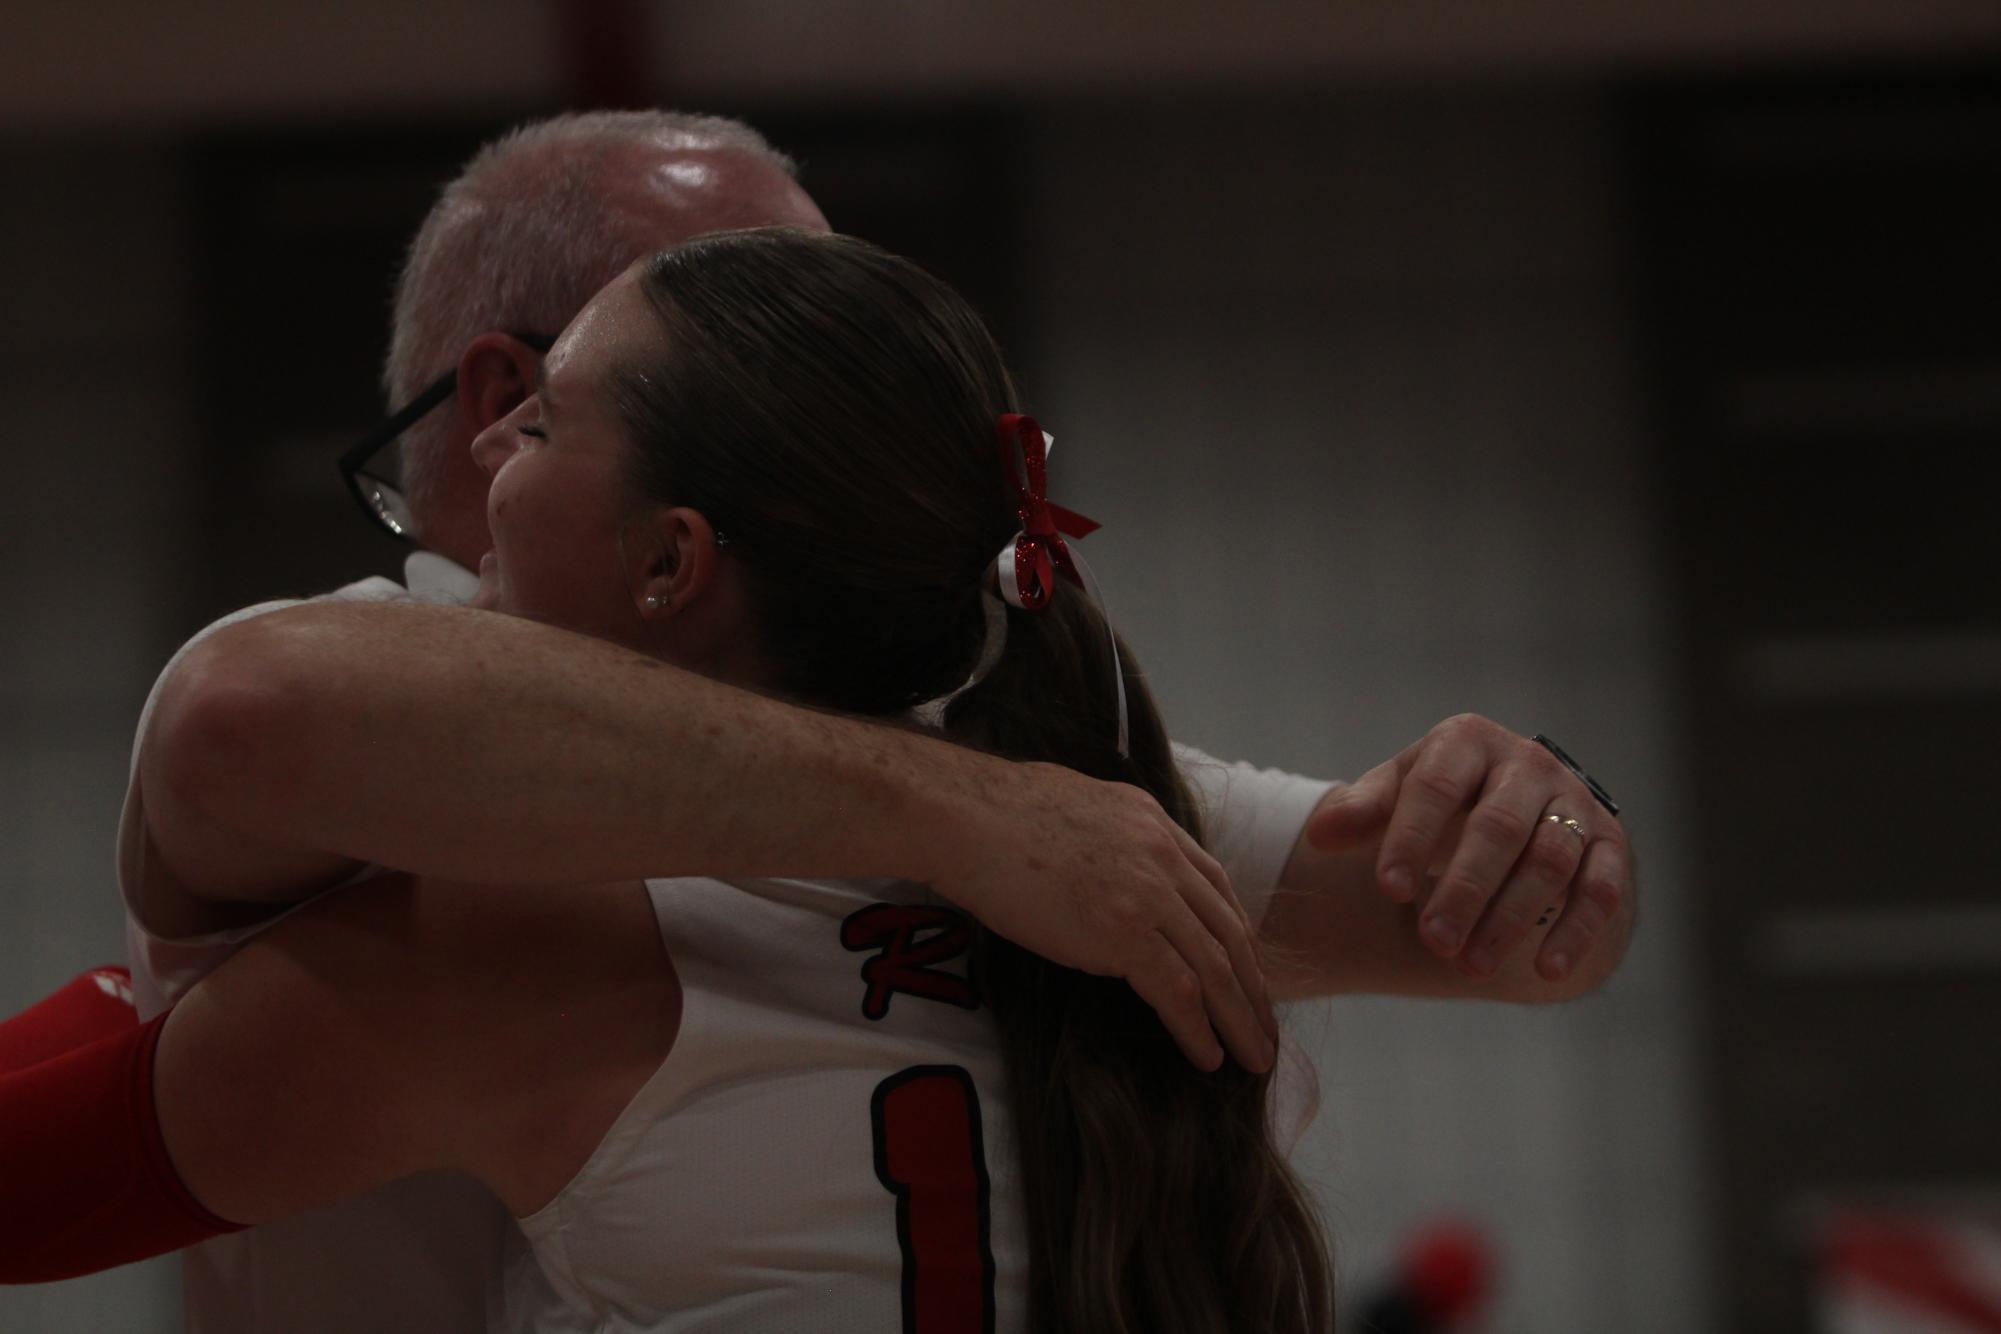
[
  {"xmin": 338, "ymin": 370, "xmax": 457, "ymax": 475},
  {"xmin": 338, "ymin": 334, "xmax": 557, "ymax": 476}
]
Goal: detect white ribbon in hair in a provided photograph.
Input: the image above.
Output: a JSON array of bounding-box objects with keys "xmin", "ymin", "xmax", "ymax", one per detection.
[{"xmin": 913, "ymin": 428, "xmax": 1130, "ymax": 758}]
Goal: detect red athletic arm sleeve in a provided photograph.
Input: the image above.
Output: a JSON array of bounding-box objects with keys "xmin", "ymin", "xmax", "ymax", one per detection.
[
  {"xmin": 0, "ymin": 1010, "xmax": 244, "ymax": 1284},
  {"xmin": 0, "ymin": 967, "xmax": 137, "ymax": 1074}
]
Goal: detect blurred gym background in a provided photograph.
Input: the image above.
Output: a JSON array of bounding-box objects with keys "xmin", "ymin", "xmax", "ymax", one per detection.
[{"xmin": 2, "ymin": 3, "xmax": 1997, "ymax": 1331}]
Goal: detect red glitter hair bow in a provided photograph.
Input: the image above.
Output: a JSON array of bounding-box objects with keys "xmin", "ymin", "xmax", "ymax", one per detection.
[
  {"xmin": 995, "ymin": 413, "xmax": 1101, "ymax": 611},
  {"xmin": 990, "ymin": 413, "xmax": 1129, "ymax": 757}
]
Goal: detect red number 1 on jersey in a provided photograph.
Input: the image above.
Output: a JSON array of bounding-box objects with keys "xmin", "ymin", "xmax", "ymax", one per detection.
[{"xmin": 871, "ymin": 1066, "xmax": 996, "ymax": 1334}]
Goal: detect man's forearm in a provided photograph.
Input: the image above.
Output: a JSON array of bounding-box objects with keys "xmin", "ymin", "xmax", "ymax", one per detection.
[
  {"xmin": 148, "ymin": 601, "xmax": 978, "ymax": 889},
  {"xmin": 141, "ymin": 602, "xmax": 1285, "ymax": 1076}
]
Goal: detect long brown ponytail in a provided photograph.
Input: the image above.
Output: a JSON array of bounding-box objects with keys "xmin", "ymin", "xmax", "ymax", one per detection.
[{"xmin": 614, "ymin": 227, "xmax": 1333, "ymax": 1333}]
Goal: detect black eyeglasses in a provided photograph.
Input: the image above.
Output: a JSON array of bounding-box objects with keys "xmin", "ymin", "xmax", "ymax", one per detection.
[{"xmin": 339, "ymin": 333, "xmax": 557, "ymax": 544}]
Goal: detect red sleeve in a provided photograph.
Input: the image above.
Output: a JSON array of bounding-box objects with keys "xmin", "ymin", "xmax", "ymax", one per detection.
[
  {"xmin": 0, "ymin": 1010, "xmax": 244, "ymax": 1284},
  {"xmin": 0, "ymin": 967, "xmax": 138, "ymax": 1075}
]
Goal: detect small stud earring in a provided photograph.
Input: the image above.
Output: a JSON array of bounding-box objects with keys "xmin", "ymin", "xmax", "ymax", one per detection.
[{"xmin": 645, "ymin": 594, "xmax": 667, "ymax": 611}]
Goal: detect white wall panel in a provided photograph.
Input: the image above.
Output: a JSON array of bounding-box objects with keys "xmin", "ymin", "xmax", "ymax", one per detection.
[{"xmin": 1019, "ymin": 89, "xmax": 1706, "ymax": 1331}]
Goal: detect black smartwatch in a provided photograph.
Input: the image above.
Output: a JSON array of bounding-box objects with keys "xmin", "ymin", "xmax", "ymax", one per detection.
[{"xmin": 1531, "ymin": 735, "xmax": 1620, "ymax": 816}]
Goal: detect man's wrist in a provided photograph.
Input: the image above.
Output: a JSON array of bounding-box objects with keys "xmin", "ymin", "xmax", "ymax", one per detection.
[{"xmin": 850, "ymin": 725, "xmax": 994, "ymax": 894}]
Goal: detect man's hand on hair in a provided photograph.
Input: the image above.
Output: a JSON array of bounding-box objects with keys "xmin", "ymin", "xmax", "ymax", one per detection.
[{"xmin": 921, "ymin": 763, "xmax": 1279, "ymax": 1075}]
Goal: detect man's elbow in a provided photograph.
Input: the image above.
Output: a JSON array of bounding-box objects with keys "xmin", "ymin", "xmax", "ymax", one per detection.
[{"xmin": 143, "ymin": 622, "xmax": 318, "ymax": 824}]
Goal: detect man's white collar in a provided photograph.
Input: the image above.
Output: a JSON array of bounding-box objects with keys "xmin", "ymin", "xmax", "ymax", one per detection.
[{"xmin": 403, "ymin": 551, "xmax": 479, "ymax": 605}]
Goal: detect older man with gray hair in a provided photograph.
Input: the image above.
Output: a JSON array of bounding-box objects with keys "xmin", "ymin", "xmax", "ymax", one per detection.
[{"xmin": 381, "ymin": 114, "xmax": 833, "ymax": 573}]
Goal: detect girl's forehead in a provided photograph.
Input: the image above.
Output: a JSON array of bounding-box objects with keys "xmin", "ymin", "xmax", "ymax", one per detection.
[{"xmin": 547, "ymin": 266, "xmax": 656, "ymax": 394}]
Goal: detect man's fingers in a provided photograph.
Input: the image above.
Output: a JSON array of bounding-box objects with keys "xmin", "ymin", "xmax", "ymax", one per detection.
[
  {"xmin": 1171, "ymin": 819, "xmax": 1251, "ymax": 934},
  {"xmin": 1303, "ymin": 764, "xmax": 1399, "ymax": 851},
  {"xmin": 1536, "ymin": 837, "xmax": 1628, "ymax": 983},
  {"xmin": 1457, "ymin": 812, "xmax": 1587, "ymax": 976},
  {"xmin": 1377, "ymin": 741, "xmax": 1486, "ymax": 906},
  {"xmin": 1420, "ymin": 780, "xmax": 1548, "ymax": 961},
  {"xmin": 1151, "ymin": 890, "xmax": 1277, "ymax": 1074},
  {"xmin": 1127, "ymin": 932, "xmax": 1224, "ymax": 1071},
  {"xmin": 1166, "ymin": 822, "xmax": 1278, "ymax": 1042}
]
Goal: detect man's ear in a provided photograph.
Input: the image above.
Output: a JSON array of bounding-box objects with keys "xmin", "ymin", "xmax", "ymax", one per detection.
[{"xmin": 455, "ymin": 333, "xmax": 544, "ymax": 432}]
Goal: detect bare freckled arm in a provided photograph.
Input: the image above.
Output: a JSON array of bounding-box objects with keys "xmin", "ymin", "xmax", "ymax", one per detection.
[
  {"xmin": 143, "ymin": 600, "xmax": 988, "ymax": 894},
  {"xmin": 142, "ymin": 598, "xmax": 1284, "ymax": 1072}
]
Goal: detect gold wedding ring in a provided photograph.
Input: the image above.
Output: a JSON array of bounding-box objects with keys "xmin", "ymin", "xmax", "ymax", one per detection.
[{"xmin": 1543, "ymin": 813, "xmax": 1589, "ymax": 842}]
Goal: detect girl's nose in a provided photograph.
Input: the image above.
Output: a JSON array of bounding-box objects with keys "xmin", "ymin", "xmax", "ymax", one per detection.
[{"xmin": 469, "ymin": 415, "xmax": 517, "ymax": 476}]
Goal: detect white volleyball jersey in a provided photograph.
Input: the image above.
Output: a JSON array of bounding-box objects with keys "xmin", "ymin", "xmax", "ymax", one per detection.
[
  {"xmin": 500, "ymin": 862, "xmax": 1328, "ymax": 1334},
  {"xmin": 501, "ymin": 874, "xmax": 1024, "ymax": 1333}
]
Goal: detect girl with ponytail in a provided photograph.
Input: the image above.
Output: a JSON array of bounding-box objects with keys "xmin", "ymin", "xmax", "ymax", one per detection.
[{"xmin": 602, "ymin": 227, "xmax": 1334, "ymax": 1331}]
